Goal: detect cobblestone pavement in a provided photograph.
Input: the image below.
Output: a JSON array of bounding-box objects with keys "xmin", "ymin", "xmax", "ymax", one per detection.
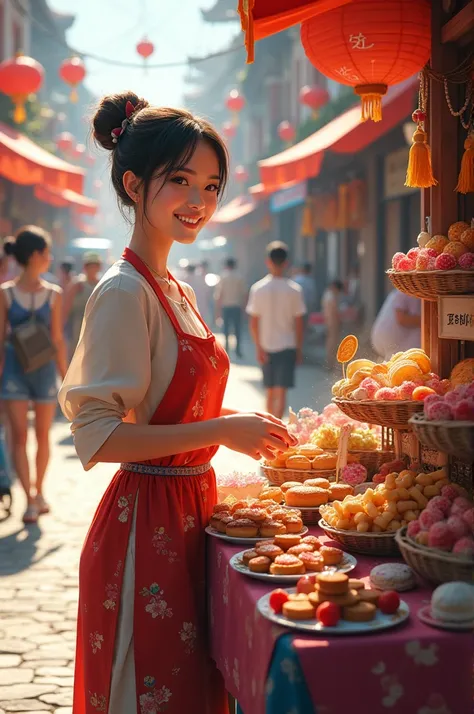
[{"xmin": 0, "ymin": 355, "xmax": 331, "ymax": 713}]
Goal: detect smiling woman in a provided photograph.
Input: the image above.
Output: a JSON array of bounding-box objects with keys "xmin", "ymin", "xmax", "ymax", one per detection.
[{"xmin": 58, "ymin": 91, "xmax": 295, "ymax": 714}]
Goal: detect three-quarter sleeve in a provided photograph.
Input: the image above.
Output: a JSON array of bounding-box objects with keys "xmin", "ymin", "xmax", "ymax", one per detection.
[{"xmin": 58, "ymin": 284, "xmax": 151, "ymax": 470}]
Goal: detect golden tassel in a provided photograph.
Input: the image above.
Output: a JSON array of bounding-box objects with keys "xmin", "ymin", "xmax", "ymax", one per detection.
[
  {"xmin": 355, "ymin": 84, "xmax": 386, "ymax": 123},
  {"xmin": 405, "ymin": 128, "xmax": 438, "ymax": 188},
  {"xmin": 455, "ymin": 134, "xmax": 474, "ymax": 194}
]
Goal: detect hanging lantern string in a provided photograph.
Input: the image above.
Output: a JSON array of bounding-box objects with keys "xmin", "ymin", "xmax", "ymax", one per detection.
[{"xmin": 423, "ymin": 56, "xmax": 474, "ymax": 130}]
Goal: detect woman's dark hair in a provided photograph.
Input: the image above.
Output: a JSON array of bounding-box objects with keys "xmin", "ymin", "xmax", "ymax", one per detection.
[
  {"xmin": 4, "ymin": 225, "xmax": 51, "ymax": 267},
  {"xmin": 92, "ymin": 91, "xmax": 229, "ymax": 214}
]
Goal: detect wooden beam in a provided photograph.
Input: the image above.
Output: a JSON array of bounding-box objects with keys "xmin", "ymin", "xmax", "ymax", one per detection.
[{"xmin": 442, "ymin": 0, "xmax": 474, "ymax": 43}]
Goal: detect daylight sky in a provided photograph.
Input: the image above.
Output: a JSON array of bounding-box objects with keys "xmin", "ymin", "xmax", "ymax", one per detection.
[{"xmin": 50, "ymin": 0, "xmax": 238, "ymax": 106}]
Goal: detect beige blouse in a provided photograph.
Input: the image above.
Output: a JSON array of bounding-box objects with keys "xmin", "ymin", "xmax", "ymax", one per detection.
[{"xmin": 58, "ymin": 259, "xmax": 207, "ymax": 471}]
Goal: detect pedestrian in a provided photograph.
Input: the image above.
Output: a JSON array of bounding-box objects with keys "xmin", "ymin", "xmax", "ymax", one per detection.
[
  {"xmin": 58, "ymin": 91, "xmax": 295, "ymax": 714},
  {"xmin": 371, "ymin": 290, "xmax": 421, "ymax": 361},
  {"xmin": 321, "ymin": 279, "xmax": 344, "ymax": 370},
  {"xmin": 57, "ymin": 258, "xmax": 75, "ymax": 291},
  {"xmin": 215, "ymin": 257, "xmax": 246, "ymax": 358},
  {"xmin": 246, "ymin": 241, "xmax": 306, "ymax": 419},
  {"xmin": 63, "ymin": 251, "xmax": 102, "ymax": 359},
  {"xmin": 0, "ymin": 242, "xmax": 12, "ymax": 514},
  {"xmin": 293, "ymin": 262, "xmax": 316, "ymax": 314},
  {"xmin": 0, "ymin": 226, "xmax": 67, "ymax": 523},
  {"xmin": 183, "ymin": 262, "xmax": 210, "ymax": 322}
]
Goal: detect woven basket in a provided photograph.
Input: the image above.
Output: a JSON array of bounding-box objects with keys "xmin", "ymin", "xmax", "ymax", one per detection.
[
  {"xmin": 325, "ymin": 448, "xmax": 395, "ymax": 476},
  {"xmin": 395, "ymin": 527, "xmax": 474, "ymax": 584},
  {"xmin": 283, "ymin": 504, "xmax": 321, "ymax": 526},
  {"xmin": 318, "ymin": 518, "xmax": 399, "ymax": 556},
  {"xmin": 333, "ymin": 397, "xmax": 423, "ymax": 430},
  {"xmin": 387, "ymin": 269, "xmax": 474, "ymax": 301},
  {"xmin": 410, "ymin": 413, "xmax": 474, "ymax": 463},
  {"xmin": 261, "ymin": 465, "xmax": 336, "ymax": 486}
]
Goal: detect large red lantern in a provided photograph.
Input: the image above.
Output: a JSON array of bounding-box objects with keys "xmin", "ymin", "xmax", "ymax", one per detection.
[
  {"xmin": 234, "ymin": 165, "xmax": 249, "ymax": 183},
  {"xmin": 0, "ymin": 53, "xmax": 44, "ymax": 123},
  {"xmin": 301, "ymin": 0, "xmax": 431, "ymax": 122},
  {"xmin": 278, "ymin": 120, "xmax": 295, "ymax": 143},
  {"xmin": 299, "ymin": 85, "xmax": 330, "ymax": 117},
  {"xmin": 136, "ymin": 37, "xmax": 154, "ymax": 67},
  {"xmin": 59, "ymin": 56, "xmax": 86, "ymax": 103},
  {"xmin": 56, "ymin": 131, "xmax": 75, "ymax": 153},
  {"xmin": 222, "ymin": 121, "xmax": 236, "ymax": 141},
  {"xmin": 226, "ymin": 89, "xmax": 245, "ymax": 125}
]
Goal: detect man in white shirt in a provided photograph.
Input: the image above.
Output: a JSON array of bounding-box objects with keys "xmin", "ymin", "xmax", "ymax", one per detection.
[
  {"xmin": 215, "ymin": 257, "xmax": 247, "ymax": 358},
  {"xmin": 371, "ymin": 290, "xmax": 421, "ymax": 361},
  {"xmin": 246, "ymin": 241, "xmax": 306, "ymax": 419}
]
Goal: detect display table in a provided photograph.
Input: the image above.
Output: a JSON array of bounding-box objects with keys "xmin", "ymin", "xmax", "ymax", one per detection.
[{"xmin": 208, "ymin": 529, "xmax": 473, "ymax": 714}]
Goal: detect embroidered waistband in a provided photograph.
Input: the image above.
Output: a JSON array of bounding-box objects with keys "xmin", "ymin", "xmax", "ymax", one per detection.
[{"xmin": 120, "ymin": 462, "xmax": 211, "ymax": 476}]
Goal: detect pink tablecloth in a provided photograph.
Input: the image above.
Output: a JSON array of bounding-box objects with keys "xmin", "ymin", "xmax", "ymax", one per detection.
[{"xmin": 208, "ymin": 529, "xmax": 473, "ymax": 714}]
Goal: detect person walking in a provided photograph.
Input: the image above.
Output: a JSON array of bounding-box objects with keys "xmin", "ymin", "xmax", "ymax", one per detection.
[
  {"xmin": 321, "ymin": 280, "xmax": 344, "ymax": 370},
  {"xmin": 0, "ymin": 241, "xmax": 12, "ymax": 514},
  {"xmin": 246, "ymin": 241, "xmax": 306, "ymax": 419},
  {"xmin": 0, "ymin": 226, "xmax": 67, "ymax": 523},
  {"xmin": 215, "ymin": 257, "xmax": 246, "ymax": 358},
  {"xmin": 293, "ymin": 263, "xmax": 315, "ymax": 315},
  {"xmin": 63, "ymin": 251, "xmax": 102, "ymax": 358},
  {"xmin": 371, "ymin": 290, "xmax": 421, "ymax": 361},
  {"xmin": 58, "ymin": 91, "xmax": 295, "ymax": 714}
]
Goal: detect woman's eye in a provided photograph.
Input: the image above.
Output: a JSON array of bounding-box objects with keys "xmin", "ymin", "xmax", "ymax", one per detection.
[
  {"xmin": 207, "ymin": 184, "xmax": 219, "ymax": 192},
  {"xmin": 171, "ymin": 176, "xmax": 188, "ymax": 185}
]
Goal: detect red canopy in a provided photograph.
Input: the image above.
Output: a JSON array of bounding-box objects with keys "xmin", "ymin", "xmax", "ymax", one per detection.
[
  {"xmin": 238, "ymin": 0, "xmax": 353, "ymax": 62},
  {"xmin": 34, "ymin": 184, "xmax": 98, "ymax": 216},
  {"xmin": 209, "ymin": 195, "xmax": 257, "ymax": 224}
]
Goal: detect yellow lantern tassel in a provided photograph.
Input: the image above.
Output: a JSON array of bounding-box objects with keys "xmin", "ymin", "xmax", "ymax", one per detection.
[
  {"xmin": 13, "ymin": 100, "xmax": 26, "ymax": 124},
  {"xmin": 355, "ymin": 84, "xmax": 386, "ymax": 122},
  {"xmin": 405, "ymin": 128, "xmax": 438, "ymax": 188},
  {"xmin": 70, "ymin": 87, "xmax": 78, "ymax": 103},
  {"xmin": 455, "ymin": 134, "xmax": 474, "ymax": 194}
]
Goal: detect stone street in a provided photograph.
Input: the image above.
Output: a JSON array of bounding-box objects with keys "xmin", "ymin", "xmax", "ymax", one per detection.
[{"xmin": 0, "ymin": 351, "xmax": 332, "ymax": 713}]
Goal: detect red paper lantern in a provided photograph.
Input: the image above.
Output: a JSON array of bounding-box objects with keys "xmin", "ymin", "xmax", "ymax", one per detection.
[
  {"xmin": 93, "ymin": 179, "xmax": 103, "ymax": 193},
  {"xmin": 299, "ymin": 85, "xmax": 330, "ymax": 116},
  {"xmin": 0, "ymin": 53, "xmax": 44, "ymax": 123},
  {"xmin": 59, "ymin": 56, "xmax": 86, "ymax": 103},
  {"xmin": 226, "ymin": 89, "xmax": 245, "ymax": 125},
  {"xmin": 301, "ymin": 0, "xmax": 431, "ymax": 122},
  {"xmin": 222, "ymin": 121, "xmax": 236, "ymax": 141},
  {"xmin": 137, "ymin": 37, "xmax": 154, "ymax": 61},
  {"xmin": 234, "ymin": 165, "xmax": 249, "ymax": 183},
  {"xmin": 278, "ymin": 120, "xmax": 295, "ymax": 143},
  {"xmin": 56, "ymin": 132, "xmax": 75, "ymax": 153},
  {"xmin": 72, "ymin": 143, "xmax": 86, "ymax": 160}
]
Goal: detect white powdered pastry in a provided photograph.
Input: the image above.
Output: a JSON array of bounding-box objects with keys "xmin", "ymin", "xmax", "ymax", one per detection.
[
  {"xmin": 370, "ymin": 563, "xmax": 416, "ymax": 592},
  {"xmin": 431, "ymin": 582, "xmax": 474, "ymax": 624}
]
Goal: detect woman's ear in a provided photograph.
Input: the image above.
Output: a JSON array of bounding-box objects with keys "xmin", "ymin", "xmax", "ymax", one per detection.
[{"xmin": 123, "ymin": 171, "xmax": 141, "ymax": 204}]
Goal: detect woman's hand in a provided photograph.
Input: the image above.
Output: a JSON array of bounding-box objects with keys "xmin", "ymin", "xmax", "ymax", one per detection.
[{"xmin": 218, "ymin": 412, "xmax": 296, "ymax": 461}]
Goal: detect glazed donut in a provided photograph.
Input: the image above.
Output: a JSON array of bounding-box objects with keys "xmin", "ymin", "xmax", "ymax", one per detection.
[
  {"xmin": 259, "ymin": 487, "xmax": 283, "ymax": 503},
  {"xmin": 285, "ymin": 455, "xmax": 312, "ymax": 470},
  {"xmin": 248, "ymin": 556, "xmax": 271, "ymax": 573},
  {"xmin": 284, "ymin": 516, "xmax": 304, "ymax": 534},
  {"xmin": 319, "ymin": 546, "xmax": 344, "ymax": 566},
  {"xmin": 285, "ymin": 486, "xmax": 329, "ymax": 508},
  {"xmin": 225, "ymin": 519, "xmax": 258, "ymax": 538},
  {"xmin": 259, "ymin": 519, "xmax": 286, "ymax": 538},
  {"xmin": 255, "ymin": 543, "xmax": 284, "ymax": 560},
  {"xmin": 269, "ymin": 554, "xmax": 305, "ymax": 576},
  {"xmin": 328, "ymin": 483, "xmax": 354, "ymax": 501},
  {"xmin": 273, "ymin": 533, "xmax": 302, "ymax": 550},
  {"xmin": 280, "ymin": 481, "xmax": 304, "ymax": 493},
  {"xmin": 287, "ymin": 543, "xmax": 315, "ymax": 557},
  {"xmin": 304, "ymin": 478, "xmax": 331, "ymax": 490},
  {"xmin": 282, "ymin": 600, "xmax": 315, "ymax": 620},
  {"xmin": 299, "ymin": 551, "xmax": 324, "ymax": 572}
]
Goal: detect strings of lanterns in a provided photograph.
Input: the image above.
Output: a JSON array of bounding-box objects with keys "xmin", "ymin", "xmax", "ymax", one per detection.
[
  {"xmin": 299, "ymin": 85, "xmax": 329, "ymax": 118},
  {"xmin": 278, "ymin": 120, "xmax": 295, "ymax": 144},
  {"xmin": 225, "ymin": 89, "xmax": 246, "ymax": 125},
  {"xmin": 0, "ymin": 53, "xmax": 44, "ymax": 123},
  {"xmin": 136, "ymin": 37, "xmax": 155, "ymax": 70},
  {"xmin": 234, "ymin": 165, "xmax": 249, "ymax": 184},
  {"xmin": 59, "ymin": 56, "xmax": 86, "ymax": 102}
]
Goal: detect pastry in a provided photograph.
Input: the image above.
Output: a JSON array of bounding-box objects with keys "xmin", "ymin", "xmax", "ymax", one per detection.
[
  {"xmin": 285, "ymin": 516, "xmax": 304, "ymax": 533},
  {"xmin": 248, "ymin": 556, "xmax": 271, "ymax": 573},
  {"xmin": 358, "ymin": 589, "xmax": 381, "ymax": 605},
  {"xmin": 285, "ymin": 486, "xmax": 329, "ymax": 508},
  {"xmin": 242, "ymin": 549, "xmax": 258, "ymax": 566},
  {"xmin": 282, "ymin": 599, "xmax": 315, "ymax": 620},
  {"xmin": 225, "ymin": 519, "xmax": 258, "ymax": 538},
  {"xmin": 369, "ymin": 563, "xmax": 416, "ymax": 592},
  {"xmin": 305, "ymin": 477, "xmax": 331, "ymax": 490},
  {"xmin": 312, "ymin": 454, "xmax": 338, "ymax": 470},
  {"xmin": 213, "ymin": 503, "xmax": 231, "ymax": 514},
  {"xmin": 297, "ymin": 444, "xmax": 324, "ymax": 457},
  {"xmin": 215, "ymin": 515, "xmax": 234, "ymax": 534},
  {"xmin": 286, "ymin": 455, "xmax": 312, "ymax": 470},
  {"xmin": 230, "ymin": 499, "xmax": 250, "ymax": 514},
  {"xmin": 210, "ymin": 512, "xmax": 231, "ymax": 530},
  {"xmin": 287, "ymin": 543, "xmax": 315, "ymax": 556},
  {"xmin": 259, "ymin": 519, "xmax": 286, "ymax": 538},
  {"xmin": 299, "ymin": 551, "xmax": 324, "ymax": 571},
  {"xmin": 348, "ymin": 579, "xmax": 366, "ymax": 591},
  {"xmin": 319, "ymin": 546, "xmax": 343, "ymax": 565},
  {"xmin": 274, "ymin": 533, "xmax": 302, "ymax": 550},
  {"xmin": 259, "ymin": 487, "xmax": 283, "ymax": 503},
  {"xmin": 233, "ymin": 508, "xmax": 267, "ymax": 523},
  {"xmin": 343, "ymin": 602, "xmax": 376, "ymax": 622},
  {"xmin": 280, "ymin": 481, "xmax": 303, "ymax": 493},
  {"xmin": 270, "ymin": 509, "xmax": 290, "ymax": 522},
  {"xmin": 270, "ymin": 554, "xmax": 305, "ymax": 576},
  {"xmin": 431, "ymin": 582, "xmax": 474, "ymax": 623},
  {"xmin": 316, "ymin": 572, "xmax": 349, "ymax": 595},
  {"xmin": 301, "ymin": 535, "xmax": 322, "ymax": 549},
  {"xmin": 255, "ymin": 543, "xmax": 284, "ymax": 560},
  {"xmin": 328, "ymin": 484, "xmax": 354, "ymax": 501},
  {"xmin": 256, "ymin": 499, "xmax": 279, "ymax": 510},
  {"xmin": 309, "ymin": 588, "xmax": 359, "ymax": 607}
]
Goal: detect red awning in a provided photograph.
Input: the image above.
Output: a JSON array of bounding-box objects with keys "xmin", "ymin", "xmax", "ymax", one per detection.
[
  {"xmin": 239, "ymin": 0, "xmax": 352, "ymax": 62},
  {"xmin": 210, "ymin": 195, "xmax": 257, "ymax": 224},
  {"xmin": 0, "ymin": 122, "xmax": 84, "ymax": 193},
  {"xmin": 258, "ymin": 78, "xmax": 417, "ymax": 190},
  {"xmin": 34, "ymin": 184, "xmax": 98, "ymax": 215},
  {"xmin": 249, "ymin": 179, "xmax": 301, "ymax": 197}
]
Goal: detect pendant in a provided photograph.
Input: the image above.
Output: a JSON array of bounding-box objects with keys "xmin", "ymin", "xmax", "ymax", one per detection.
[{"xmin": 181, "ymin": 298, "xmax": 187, "ymax": 311}]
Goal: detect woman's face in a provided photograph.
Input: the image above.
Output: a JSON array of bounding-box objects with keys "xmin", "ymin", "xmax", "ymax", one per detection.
[
  {"xmin": 137, "ymin": 139, "xmax": 221, "ymax": 245},
  {"xmin": 29, "ymin": 246, "xmax": 51, "ymax": 274}
]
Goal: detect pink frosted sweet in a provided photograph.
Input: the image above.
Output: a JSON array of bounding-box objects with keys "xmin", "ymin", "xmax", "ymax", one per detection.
[
  {"xmin": 458, "ymin": 252, "xmax": 474, "ymax": 270},
  {"xmin": 398, "ymin": 257, "xmax": 416, "ymax": 271},
  {"xmin": 397, "ymin": 381, "xmax": 418, "ymax": 400},
  {"xmin": 451, "ymin": 497, "xmax": 471, "ymax": 515},
  {"xmin": 428, "ymin": 522, "xmax": 456, "ymax": 551},
  {"xmin": 446, "ymin": 515, "xmax": 469, "ymax": 540},
  {"xmin": 462, "ymin": 508, "xmax": 474, "ymax": 532},
  {"xmin": 360, "ymin": 378, "xmax": 379, "ymax": 399},
  {"xmin": 375, "ymin": 387, "xmax": 398, "ymax": 401},
  {"xmin": 407, "ymin": 520, "xmax": 421, "ymax": 538},
  {"xmin": 419, "ymin": 509, "xmax": 443, "ymax": 530},
  {"xmin": 341, "ymin": 463, "xmax": 367, "ymax": 487},
  {"xmin": 423, "ymin": 393, "xmax": 442, "ymax": 408},
  {"xmin": 392, "ymin": 252, "xmax": 406, "ymax": 269},
  {"xmin": 424, "ymin": 401, "xmax": 453, "ymax": 421},
  {"xmin": 407, "ymin": 247, "xmax": 420, "ymax": 261},
  {"xmin": 440, "ymin": 484, "xmax": 459, "ymax": 502},
  {"xmin": 435, "ymin": 253, "xmax": 456, "ymax": 270},
  {"xmin": 427, "ymin": 496, "xmax": 451, "ymax": 516},
  {"xmin": 464, "ymin": 383, "xmax": 474, "ymax": 399},
  {"xmin": 444, "ymin": 390, "xmax": 463, "ymax": 406},
  {"xmin": 452, "ymin": 399, "xmax": 474, "ymax": 421},
  {"xmin": 452, "ymin": 537, "xmax": 474, "ymax": 558}
]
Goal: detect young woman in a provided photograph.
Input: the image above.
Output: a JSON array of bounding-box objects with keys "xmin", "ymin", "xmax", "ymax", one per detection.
[
  {"xmin": 0, "ymin": 227, "xmax": 67, "ymax": 523},
  {"xmin": 58, "ymin": 92, "xmax": 295, "ymax": 714}
]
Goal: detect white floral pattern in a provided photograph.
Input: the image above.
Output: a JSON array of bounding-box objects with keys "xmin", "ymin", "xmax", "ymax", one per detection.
[
  {"xmin": 140, "ymin": 583, "xmax": 173, "ymax": 620},
  {"xmin": 179, "ymin": 339, "xmax": 193, "ymax": 352},
  {"xmin": 114, "ymin": 559, "xmax": 123, "ymax": 578},
  {"xmin": 190, "ymin": 366, "xmax": 196, "ymax": 376},
  {"xmin": 245, "ymin": 615, "xmax": 253, "ymax": 650},
  {"xmin": 179, "ymin": 622, "xmax": 197, "ymax": 654},
  {"xmin": 103, "ymin": 582, "xmax": 119, "ymax": 610},
  {"xmin": 417, "ymin": 694, "xmax": 452, "ymax": 714},
  {"xmin": 151, "ymin": 527, "xmax": 178, "ymax": 563},
  {"xmin": 117, "ymin": 494, "xmax": 133, "ymax": 523},
  {"xmin": 232, "ymin": 658, "xmax": 240, "ymax": 690},
  {"xmin": 222, "ymin": 564, "xmax": 230, "ymax": 605},
  {"xmin": 405, "ymin": 640, "xmax": 439, "ymax": 666},
  {"xmin": 182, "ymin": 514, "xmax": 195, "ymax": 532},
  {"xmin": 89, "ymin": 692, "xmax": 106, "ymax": 711},
  {"xmin": 89, "ymin": 631, "xmax": 104, "ymax": 654},
  {"xmin": 209, "ymin": 356, "xmax": 218, "ymax": 370},
  {"xmin": 139, "ymin": 684, "xmax": 172, "ymax": 713},
  {"xmin": 200, "ymin": 479, "xmax": 209, "ymax": 502},
  {"xmin": 92, "ymin": 541, "xmax": 99, "ymax": 553}
]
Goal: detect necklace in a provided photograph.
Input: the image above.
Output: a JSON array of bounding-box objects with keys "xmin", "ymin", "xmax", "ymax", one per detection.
[{"xmin": 142, "ymin": 258, "xmax": 187, "ymax": 311}]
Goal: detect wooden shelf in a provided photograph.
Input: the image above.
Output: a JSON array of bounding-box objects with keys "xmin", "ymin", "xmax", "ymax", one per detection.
[{"xmin": 442, "ymin": 0, "xmax": 474, "ymax": 43}]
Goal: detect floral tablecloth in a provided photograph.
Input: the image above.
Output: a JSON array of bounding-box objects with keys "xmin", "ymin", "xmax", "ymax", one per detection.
[{"xmin": 208, "ymin": 529, "xmax": 473, "ymax": 714}]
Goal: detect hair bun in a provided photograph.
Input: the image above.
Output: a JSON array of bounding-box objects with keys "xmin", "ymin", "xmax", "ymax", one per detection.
[
  {"xmin": 3, "ymin": 239, "xmax": 16, "ymax": 257},
  {"xmin": 93, "ymin": 91, "xmax": 149, "ymax": 151}
]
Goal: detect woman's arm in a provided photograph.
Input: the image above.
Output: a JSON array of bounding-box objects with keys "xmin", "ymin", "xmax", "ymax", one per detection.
[{"xmin": 50, "ymin": 292, "xmax": 68, "ymax": 379}]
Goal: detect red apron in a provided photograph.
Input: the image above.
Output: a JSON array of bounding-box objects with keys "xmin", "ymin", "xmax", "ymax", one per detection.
[{"xmin": 73, "ymin": 248, "xmax": 230, "ymax": 714}]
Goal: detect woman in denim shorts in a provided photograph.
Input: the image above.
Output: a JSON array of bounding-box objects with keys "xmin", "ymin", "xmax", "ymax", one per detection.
[{"xmin": 0, "ymin": 227, "xmax": 67, "ymax": 523}]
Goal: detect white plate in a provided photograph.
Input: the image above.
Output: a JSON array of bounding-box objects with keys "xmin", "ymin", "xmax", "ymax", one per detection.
[
  {"xmin": 205, "ymin": 525, "xmax": 308, "ymax": 545},
  {"xmin": 417, "ymin": 605, "xmax": 474, "ymax": 632},
  {"xmin": 257, "ymin": 587, "xmax": 410, "ymax": 635},
  {"xmin": 230, "ymin": 550, "xmax": 357, "ymax": 582}
]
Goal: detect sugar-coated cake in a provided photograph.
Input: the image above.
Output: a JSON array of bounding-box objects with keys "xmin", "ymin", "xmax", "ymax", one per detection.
[{"xmin": 431, "ymin": 582, "xmax": 474, "ymax": 624}]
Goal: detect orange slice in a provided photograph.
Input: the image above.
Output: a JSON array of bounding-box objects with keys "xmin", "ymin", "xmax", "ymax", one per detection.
[{"xmin": 337, "ymin": 335, "xmax": 358, "ymax": 364}]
